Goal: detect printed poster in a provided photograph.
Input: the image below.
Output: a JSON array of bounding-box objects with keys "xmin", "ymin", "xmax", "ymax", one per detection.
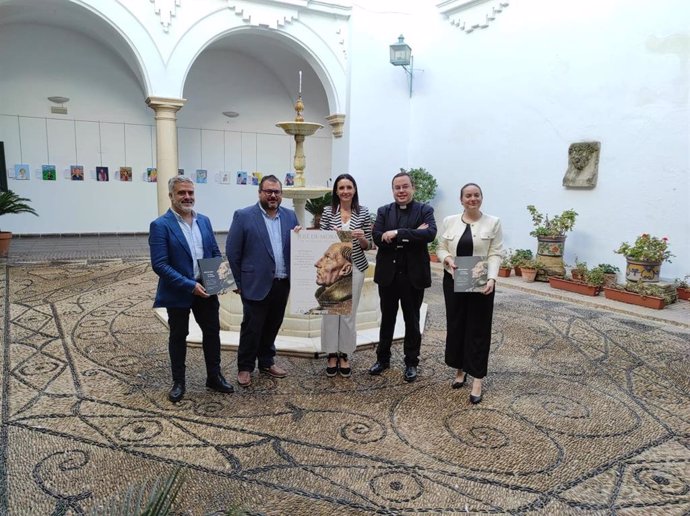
[
  {"xmin": 96, "ymin": 166, "xmax": 109, "ymax": 182},
  {"xmin": 290, "ymin": 230, "xmax": 353, "ymax": 315},
  {"xmin": 14, "ymin": 164, "xmax": 30, "ymax": 180},
  {"xmin": 195, "ymin": 169, "xmax": 207, "ymax": 184},
  {"xmin": 236, "ymin": 171, "xmax": 247, "ymax": 185},
  {"xmin": 147, "ymin": 168, "xmax": 157, "ymax": 182},
  {"xmin": 119, "ymin": 167, "xmax": 132, "ymax": 182},
  {"xmin": 42, "ymin": 165, "xmax": 56, "ymax": 181},
  {"xmin": 70, "ymin": 165, "xmax": 84, "ymax": 181}
]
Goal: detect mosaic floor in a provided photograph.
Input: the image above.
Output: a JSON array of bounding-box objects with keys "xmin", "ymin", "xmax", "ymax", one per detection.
[{"xmin": 1, "ymin": 261, "xmax": 689, "ymax": 514}]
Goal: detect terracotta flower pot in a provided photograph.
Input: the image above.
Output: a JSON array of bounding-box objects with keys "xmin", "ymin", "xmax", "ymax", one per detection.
[
  {"xmin": 429, "ymin": 254, "xmax": 440, "ymax": 263},
  {"xmin": 0, "ymin": 231, "xmax": 12, "ymax": 258},
  {"xmin": 514, "ymin": 266, "xmax": 522, "ymax": 277},
  {"xmin": 548, "ymin": 277, "xmax": 600, "ymax": 296},
  {"xmin": 520, "ymin": 268, "xmax": 538, "ymax": 282},
  {"xmin": 677, "ymin": 288, "xmax": 690, "ymax": 301},
  {"xmin": 498, "ymin": 267, "xmax": 511, "ymax": 277},
  {"xmin": 603, "ymin": 287, "xmax": 665, "ymax": 309}
]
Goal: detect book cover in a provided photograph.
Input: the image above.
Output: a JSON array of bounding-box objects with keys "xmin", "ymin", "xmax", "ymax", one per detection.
[
  {"xmin": 198, "ymin": 257, "xmax": 236, "ymax": 296},
  {"xmin": 42, "ymin": 165, "xmax": 56, "ymax": 181},
  {"xmin": 119, "ymin": 167, "xmax": 132, "ymax": 182},
  {"xmin": 96, "ymin": 166, "xmax": 109, "ymax": 182},
  {"xmin": 454, "ymin": 256, "xmax": 488, "ymax": 293},
  {"xmin": 70, "ymin": 165, "xmax": 84, "ymax": 181},
  {"xmin": 195, "ymin": 169, "xmax": 207, "ymax": 184},
  {"xmin": 147, "ymin": 168, "xmax": 157, "ymax": 182},
  {"xmin": 14, "ymin": 164, "xmax": 30, "ymax": 180},
  {"xmin": 236, "ymin": 171, "xmax": 247, "ymax": 185}
]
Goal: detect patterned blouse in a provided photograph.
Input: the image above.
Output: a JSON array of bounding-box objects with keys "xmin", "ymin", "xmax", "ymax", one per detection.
[{"xmin": 320, "ymin": 205, "xmax": 373, "ymax": 273}]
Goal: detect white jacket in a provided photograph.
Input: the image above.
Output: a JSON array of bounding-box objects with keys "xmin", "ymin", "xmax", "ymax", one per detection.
[{"xmin": 437, "ymin": 213, "xmax": 504, "ymax": 280}]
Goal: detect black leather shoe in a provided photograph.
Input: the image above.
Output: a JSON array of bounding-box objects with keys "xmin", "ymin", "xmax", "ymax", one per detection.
[
  {"xmin": 206, "ymin": 374, "xmax": 234, "ymax": 394},
  {"xmin": 404, "ymin": 366, "xmax": 418, "ymax": 382},
  {"xmin": 369, "ymin": 362, "xmax": 389, "ymax": 375},
  {"xmin": 168, "ymin": 382, "xmax": 185, "ymax": 403},
  {"xmin": 470, "ymin": 393, "xmax": 483, "ymax": 405},
  {"xmin": 451, "ymin": 373, "xmax": 467, "ymax": 389},
  {"xmin": 326, "ymin": 353, "xmax": 338, "ymax": 377}
]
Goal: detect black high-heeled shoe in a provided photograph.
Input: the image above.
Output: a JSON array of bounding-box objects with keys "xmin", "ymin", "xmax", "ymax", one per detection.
[
  {"xmin": 451, "ymin": 372, "xmax": 467, "ymax": 389},
  {"xmin": 470, "ymin": 393, "xmax": 483, "ymax": 404},
  {"xmin": 326, "ymin": 353, "xmax": 338, "ymax": 377},
  {"xmin": 338, "ymin": 353, "xmax": 351, "ymax": 378}
]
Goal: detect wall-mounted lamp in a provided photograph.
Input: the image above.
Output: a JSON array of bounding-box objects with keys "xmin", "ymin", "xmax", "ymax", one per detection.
[
  {"xmin": 389, "ymin": 35, "xmax": 413, "ymax": 97},
  {"xmin": 48, "ymin": 96, "xmax": 70, "ymax": 115}
]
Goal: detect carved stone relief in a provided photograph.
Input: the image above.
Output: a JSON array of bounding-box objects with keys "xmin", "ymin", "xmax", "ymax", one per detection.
[{"xmin": 563, "ymin": 141, "xmax": 601, "ymax": 189}]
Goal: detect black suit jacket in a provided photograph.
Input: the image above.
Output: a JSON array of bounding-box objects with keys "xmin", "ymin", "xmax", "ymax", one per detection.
[{"xmin": 372, "ymin": 201, "xmax": 437, "ymax": 289}]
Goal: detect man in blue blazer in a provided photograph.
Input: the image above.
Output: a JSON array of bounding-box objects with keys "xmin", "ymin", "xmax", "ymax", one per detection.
[
  {"xmin": 370, "ymin": 171, "xmax": 437, "ymax": 382},
  {"xmin": 226, "ymin": 175, "xmax": 300, "ymax": 387},
  {"xmin": 149, "ymin": 176, "xmax": 234, "ymax": 403}
]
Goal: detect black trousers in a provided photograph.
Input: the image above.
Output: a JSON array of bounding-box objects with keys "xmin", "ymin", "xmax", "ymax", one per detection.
[
  {"xmin": 238, "ymin": 279, "xmax": 290, "ymax": 372},
  {"xmin": 166, "ymin": 295, "xmax": 221, "ymax": 384},
  {"xmin": 443, "ymin": 271, "xmax": 495, "ymax": 378},
  {"xmin": 376, "ymin": 272, "xmax": 425, "ymax": 367}
]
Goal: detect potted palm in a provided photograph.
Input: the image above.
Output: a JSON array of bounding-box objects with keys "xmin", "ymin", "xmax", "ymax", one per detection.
[
  {"xmin": 614, "ymin": 233, "xmax": 673, "ymax": 283},
  {"xmin": 526, "ymin": 205, "xmax": 577, "ymax": 279},
  {"xmin": 0, "ymin": 190, "xmax": 38, "ymax": 257},
  {"xmin": 304, "ymin": 192, "xmax": 333, "ymax": 229}
]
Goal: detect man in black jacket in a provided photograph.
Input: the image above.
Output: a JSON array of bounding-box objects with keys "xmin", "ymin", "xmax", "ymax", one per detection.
[{"xmin": 369, "ymin": 171, "xmax": 437, "ymax": 382}]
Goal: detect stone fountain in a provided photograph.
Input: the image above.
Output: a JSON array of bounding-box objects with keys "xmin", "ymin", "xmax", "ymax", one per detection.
[{"xmin": 275, "ymin": 95, "xmax": 330, "ymax": 226}]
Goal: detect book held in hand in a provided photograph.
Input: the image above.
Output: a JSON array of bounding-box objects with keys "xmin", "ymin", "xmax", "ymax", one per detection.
[
  {"xmin": 454, "ymin": 256, "xmax": 488, "ymax": 293},
  {"xmin": 198, "ymin": 257, "xmax": 236, "ymax": 295}
]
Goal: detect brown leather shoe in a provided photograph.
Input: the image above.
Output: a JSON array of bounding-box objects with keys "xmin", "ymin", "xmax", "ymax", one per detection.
[
  {"xmin": 237, "ymin": 370, "xmax": 252, "ymax": 387},
  {"xmin": 259, "ymin": 364, "xmax": 287, "ymax": 378}
]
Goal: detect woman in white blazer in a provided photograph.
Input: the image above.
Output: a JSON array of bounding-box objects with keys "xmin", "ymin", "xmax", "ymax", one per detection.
[
  {"xmin": 319, "ymin": 174, "xmax": 373, "ymax": 377},
  {"xmin": 436, "ymin": 183, "xmax": 504, "ymax": 404}
]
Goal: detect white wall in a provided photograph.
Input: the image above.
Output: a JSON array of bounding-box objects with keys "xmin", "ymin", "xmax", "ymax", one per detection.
[{"xmin": 348, "ymin": 0, "xmax": 690, "ymax": 278}]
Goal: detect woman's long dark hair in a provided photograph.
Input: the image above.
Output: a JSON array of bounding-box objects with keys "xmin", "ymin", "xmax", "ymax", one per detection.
[{"xmin": 331, "ymin": 173, "xmax": 360, "ymax": 213}]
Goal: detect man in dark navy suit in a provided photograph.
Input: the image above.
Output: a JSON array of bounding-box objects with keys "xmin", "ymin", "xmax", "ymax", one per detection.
[
  {"xmin": 370, "ymin": 171, "xmax": 437, "ymax": 382},
  {"xmin": 149, "ymin": 176, "xmax": 234, "ymax": 403},
  {"xmin": 226, "ymin": 175, "xmax": 300, "ymax": 387}
]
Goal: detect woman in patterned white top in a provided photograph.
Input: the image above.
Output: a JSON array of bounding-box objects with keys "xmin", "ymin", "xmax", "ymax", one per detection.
[{"xmin": 319, "ymin": 174, "xmax": 373, "ymax": 377}]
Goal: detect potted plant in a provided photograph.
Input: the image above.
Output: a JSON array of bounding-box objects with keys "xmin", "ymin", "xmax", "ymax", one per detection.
[
  {"xmin": 614, "ymin": 233, "xmax": 673, "ymax": 283},
  {"xmin": 549, "ymin": 264, "xmax": 603, "ymax": 296},
  {"xmin": 428, "ymin": 237, "xmax": 440, "ymax": 262},
  {"xmin": 674, "ymin": 276, "xmax": 690, "ymax": 301},
  {"xmin": 603, "ymin": 280, "xmax": 673, "ymax": 310},
  {"xmin": 519, "ymin": 259, "xmax": 541, "ymax": 283},
  {"xmin": 510, "ymin": 249, "xmax": 533, "ymax": 277},
  {"xmin": 526, "ymin": 205, "xmax": 577, "ymax": 278},
  {"xmin": 401, "ymin": 167, "xmax": 438, "ymax": 204},
  {"xmin": 499, "ymin": 250, "xmax": 512, "ymax": 277},
  {"xmin": 304, "ymin": 192, "xmax": 333, "ymax": 229},
  {"xmin": 596, "ymin": 263, "xmax": 620, "ymax": 288},
  {"xmin": 570, "ymin": 257, "xmax": 588, "ymax": 282},
  {"xmin": 0, "ymin": 190, "xmax": 38, "ymax": 257}
]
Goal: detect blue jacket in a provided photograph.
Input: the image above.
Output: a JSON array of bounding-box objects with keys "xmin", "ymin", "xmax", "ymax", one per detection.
[
  {"xmin": 149, "ymin": 209, "xmax": 221, "ymax": 308},
  {"xmin": 226, "ymin": 203, "xmax": 299, "ymax": 301}
]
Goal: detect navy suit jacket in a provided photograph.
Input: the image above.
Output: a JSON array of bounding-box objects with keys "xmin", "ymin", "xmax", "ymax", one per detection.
[
  {"xmin": 226, "ymin": 203, "xmax": 299, "ymax": 302},
  {"xmin": 149, "ymin": 209, "xmax": 221, "ymax": 308},
  {"xmin": 372, "ymin": 200, "xmax": 437, "ymax": 289}
]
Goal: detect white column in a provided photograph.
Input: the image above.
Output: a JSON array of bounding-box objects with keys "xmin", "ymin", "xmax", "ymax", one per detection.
[{"xmin": 146, "ymin": 96, "xmax": 186, "ymax": 215}]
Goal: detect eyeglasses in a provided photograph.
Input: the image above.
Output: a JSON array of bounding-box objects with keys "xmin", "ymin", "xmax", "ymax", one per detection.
[{"xmin": 261, "ymin": 189, "xmax": 282, "ymax": 196}]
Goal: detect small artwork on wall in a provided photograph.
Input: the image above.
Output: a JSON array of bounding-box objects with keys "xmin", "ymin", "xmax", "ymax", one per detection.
[
  {"xmin": 70, "ymin": 165, "xmax": 84, "ymax": 181},
  {"xmin": 251, "ymin": 172, "xmax": 262, "ymax": 186},
  {"xmin": 219, "ymin": 172, "xmax": 231, "ymax": 184},
  {"xmin": 147, "ymin": 168, "xmax": 157, "ymax": 182},
  {"xmin": 236, "ymin": 171, "xmax": 247, "ymax": 185},
  {"xmin": 195, "ymin": 169, "xmax": 208, "ymax": 184},
  {"xmin": 178, "ymin": 169, "xmax": 184, "ymax": 175},
  {"xmin": 119, "ymin": 167, "xmax": 132, "ymax": 182},
  {"xmin": 285, "ymin": 172, "xmax": 295, "ymax": 186},
  {"xmin": 96, "ymin": 166, "xmax": 109, "ymax": 182},
  {"xmin": 42, "ymin": 165, "xmax": 56, "ymax": 181},
  {"xmin": 14, "ymin": 164, "xmax": 30, "ymax": 180}
]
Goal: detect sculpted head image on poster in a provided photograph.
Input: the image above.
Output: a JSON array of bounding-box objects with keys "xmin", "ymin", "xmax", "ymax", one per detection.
[{"xmin": 290, "ymin": 230, "xmax": 353, "ymax": 315}]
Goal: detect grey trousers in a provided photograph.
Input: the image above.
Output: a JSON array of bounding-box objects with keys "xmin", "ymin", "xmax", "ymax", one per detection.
[{"xmin": 321, "ymin": 266, "xmax": 365, "ymax": 355}]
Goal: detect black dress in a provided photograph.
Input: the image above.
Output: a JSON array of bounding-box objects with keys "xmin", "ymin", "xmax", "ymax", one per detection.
[{"xmin": 442, "ymin": 223, "xmax": 495, "ymax": 378}]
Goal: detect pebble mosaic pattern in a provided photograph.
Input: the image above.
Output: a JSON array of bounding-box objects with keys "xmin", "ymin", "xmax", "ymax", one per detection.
[{"xmin": 1, "ymin": 261, "xmax": 689, "ymax": 514}]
